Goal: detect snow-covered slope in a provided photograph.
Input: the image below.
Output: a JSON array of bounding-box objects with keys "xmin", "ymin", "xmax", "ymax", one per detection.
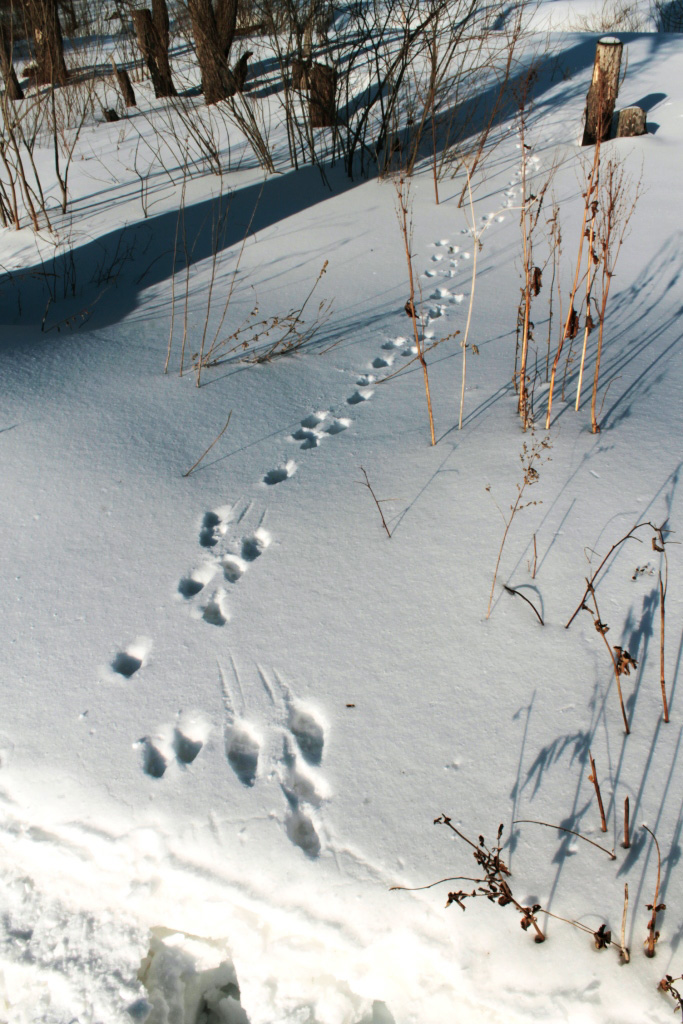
[{"xmin": 1, "ymin": 8, "xmax": 683, "ymax": 1023}]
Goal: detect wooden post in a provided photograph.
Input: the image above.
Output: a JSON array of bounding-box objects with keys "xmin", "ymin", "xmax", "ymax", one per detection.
[
  {"xmin": 616, "ymin": 106, "xmax": 646, "ymax": 137},
  {"xmin": 109, "ymin": 55, "xmax": 136, "ymax": 107},
  {"xmin": 582, "ymin": 36, "xmax": 623, "ymax": 146},
  {"xmin": 309, "ymin": 62, "xmax": 336, "ymax": 127},
  {"xmin": 132, "ymin": 8, "xmax": 176, "ymax": 98}
]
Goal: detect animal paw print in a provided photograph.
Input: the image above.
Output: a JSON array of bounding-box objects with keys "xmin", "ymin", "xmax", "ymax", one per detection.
[
  {"xmin": 347, "ymin": 388, "xmax": 373, "ymax": 405},
  {"xmin": 290, "ymin": 410, "xmax": 352, "ymax": 450},
  {"xmin": 110, "ymin": 637, "xmax": 152, "ymax": 679},
  {"xmin": 137, "ymin": 713, "xmax": 208, "ymax": 778},
  {"xmin": 273, "ymin": 675, "xmax": 329, "ymax": 858},
  {"xmin": 279, "ymin": 733, "xmax": 329, "ymax": 858},
  {"xmin": 263, "ymin": 459, "xmax": 297, "ymax": 485},
  {"xmin": 199, "ymin": 505, "xmax": 234, "ymax": 548},
  {"xmin": 219, "ymin": 663, "xmax": 261, "ymax": 787},
  {"xmin": 179, "ymin": 507, "xmax": 272, "ymax": 627},
  {"xmin": 216, "ymin": 663, "xmax": 331, "ymax": 857},
  {"xmin": 291, "ymin": 411, "xmax": 328, "ymax": 449}
]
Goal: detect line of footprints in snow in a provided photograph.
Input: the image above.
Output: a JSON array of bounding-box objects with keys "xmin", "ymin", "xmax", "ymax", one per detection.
[
  {"xmin": 134, "ymin": 668, "xmax": 329, "ymax": 858},
  {"xmin": 104, "ymin": 330, "xmax": 401, "ymax": 857},
  {"xmin": 421, "ymin": 164, "xmax": 532, "ymax": 333},
  {"xmin": 105, "ymin": 218, "xmax": 511, "ymax": 852}
]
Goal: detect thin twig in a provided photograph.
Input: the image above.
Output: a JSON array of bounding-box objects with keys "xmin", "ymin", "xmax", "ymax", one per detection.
[
  {"xmin": 588, "ymin": 751, "xmax": 608, "ymax": 832},
  {"xmin": 513, "ymin": 819, "xmax": 616, "ymax": 859},
  {"xmin": 620, "ymin": 883, "xmax": 630, "ymax": 962},
  {"xmin": 390, "ymin": 875, "xmax": 482, "ymax": 892},
  {"xmin": 586, "ymin": 583, "xmax": 630, "ymax": 735},
  {"xmin": 655, "ymin": 521, "xmax": 670, "ymax": 722},
  {"xmin": 659, "ymin": 568, "xmax": 669, "ymax": 722},
  {"xmin": 503, "ymin": 584, "xmax": 544, "ymax": 625},
  {"xmin": 565, "ymin": 521, "xmax": 651, "ymax": 629},
  {"xmin": 643, "ymin": 824, "xmax": 664, "ymax": 957},
  {"xmin": 623, "ymin": 796, "xmax": 630, "ymax": 848},
  {"xmin": 395, "ymin": 176, "xmax": 436, "ymax": 445},
  {"xmin": 182, "ymin": 411, "xmax": 233, "ymax": 478},
  {"xmin": 358, "ymin": 467, "xmax": 392, "ymax": 538},
  {"xmin": 375, "ymin": 333, "xmax": 459, "ymax": 385}
]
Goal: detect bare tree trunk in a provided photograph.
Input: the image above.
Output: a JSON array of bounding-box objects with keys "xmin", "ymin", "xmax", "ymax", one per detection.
[
  {"xmin": 132, "ymin": 8, "xmax": 176, "ymax": 98},
  {"xmin": 109, "ymin": 53, "xmax": 136, "ymax": 107},
  {"xmin": 26, "ymin": 0, "xmax": 68, "ymax": 86},
  {"xmin": 152, "ymin": 0, "xmax": 170, "ymax": 52},
  {"xmin": 582, "ymin": 37, "xmax": 622, "ymax": 146},
  {"xmin": 309, "ymin": 62, "xmax": 335, "ymax": 127},
  {"xmin": 214, "ymin": 0, "xmax": 238, "ymax": 59},
  {"xmin": 0, "ymin": 23, "xmax": 24, "ymax": 100},
  {"xmin": 187, "ymin": 0, "xmax": 235, "ymax": 104}
]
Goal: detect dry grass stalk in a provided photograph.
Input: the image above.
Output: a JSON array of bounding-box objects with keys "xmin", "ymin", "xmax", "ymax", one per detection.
[
  {"xmin": 459, "ymin": 161, "xmax": 479, "ymax": 431},
  {"xmin": 574, "ymin": 179, "xmax": 599, "ymax": 410},
  {"xmin": 643, "ymin": 824, "xmax": 665, "ymax": 957},
  {"xmin": 545, "ymin": 202, "xmax": 561, "ymax": 382},
  {"xmin": 395, "ymin": 176, "xmax": 435, "ymax": 445},
  {"xmin": 514, "ymin": 73, "xmax": 555, "ymax": 430},
  {"xmin": 582, "ymin": 582, "xmax": 632, "ymax": 735},
  {"xmin": 165, "ymin": 174, "xmax": 187, "ymax": 374},
  {"xmin": 620, "ymin": 884, "xmax": 630, "ymax": 962},
  {"xmin": 503, "ymin": 585, "xmax": 544, "ymax": 626},
  {"xmin": 183, "ymin": 410, "xmax": 233, "ymax": 478},
  {"xmin": 623, "ymin": 796, "xmax": 630, "ymax": 849},
  {"xmin": 196, "ymin": 270, "xmax": 332, "ymax": 371},
  {"xmin": 196, "ymin": 195, "xmax": 229, "ymax": 386},
  {"xmin": 545, "ymin": 141, "xmax": 601, "ymax": 429},
  {"xmin": 660, "ymin": 975, "xmax": 683, "ymax": 1013},
  {"xmin": 590, "ymin": 157, "xmax": 642, "ymax": 432},
  {"xmin": 566, "ymin": 521, "xmax": 652, "ymax": 629},
  {"xmin": 653, "ymin": 524, "xmax": 670, "ymax": 723},
  {"xmin": 431, "ymin": 818, "xmax": 546, "ymax": 942},
  {"xmin": 588, "ymin": 751, "xmax": 608, "ymax": 832},
  {"xmin": 375, "ymin": 331, "xmax": 460, "ymax": 386},
  {"xmin": 486, "ymin": 434, "xmax": 551, "ymax": 619},
  {"xmin": 513, "ymin": 818, "xmax": 616, "ymax": 859},
  {"xmin": 457, "ymin": 166, "xmax": 508, "ymax": 429},
  {"xmin": 203, "ymin": 183, "xmax": 264, "ymax": 365},
  {"xmin": 357, "ymin": 467, "xmax": 393, "ymax": 539}
]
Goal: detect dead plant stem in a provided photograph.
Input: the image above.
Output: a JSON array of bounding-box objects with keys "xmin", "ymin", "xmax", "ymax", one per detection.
[
  {"xmin": 358, "ymin": 467, "xmax": 392, "ymax": 538},
  {"xmin": 588, "ymin": 751, "xmax": 608, "ymax": 832},
  {"xmin": 396, "ymin": 177, "xmax": 435, "ymax": 445},
  {"xmin": 183, "ymin": 410, "xmax": 233, "ymax": 477},
  {"xmin": 566, "ymin": 521, "xmax": 651, "ymax": 628},
  {"xmin": 587, "ymin": 583, "xmax": 630, "ymax": 734},
  {"xmin": 643, "ymin": 825, "xmax": 664, "ymax": 957}
]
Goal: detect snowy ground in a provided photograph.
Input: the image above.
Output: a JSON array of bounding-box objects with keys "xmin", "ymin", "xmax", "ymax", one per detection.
[{"xmin": 2, "ymin": 5, "xmax": 683, "ymax": 1023}]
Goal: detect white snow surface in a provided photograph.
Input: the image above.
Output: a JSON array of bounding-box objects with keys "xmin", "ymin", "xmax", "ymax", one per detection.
[{"xmin": 2, "ymin": 7, "xmax": 683, "ymax": 1024}]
